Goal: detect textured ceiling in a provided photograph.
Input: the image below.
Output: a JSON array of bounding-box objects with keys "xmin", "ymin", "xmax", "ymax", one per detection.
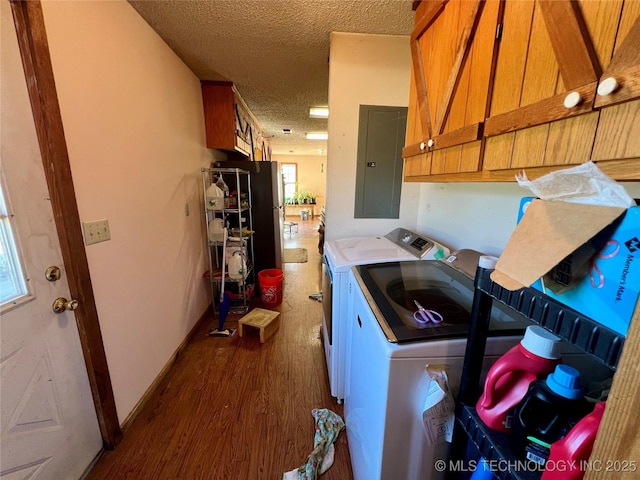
[{"xmin": 128, "ymin": 0, "xmax": 415, "ymax": 156}]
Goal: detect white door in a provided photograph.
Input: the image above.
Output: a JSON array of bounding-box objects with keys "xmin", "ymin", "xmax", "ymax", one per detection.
[{"xmin": 0, "ymin": 2, "xmax": 103, "ymax": 478}]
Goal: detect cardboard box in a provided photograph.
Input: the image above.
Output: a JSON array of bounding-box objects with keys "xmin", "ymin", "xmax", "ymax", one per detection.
[{"xmin": 491, "ymin": 198, "xmax": 639, "ymax": 336}]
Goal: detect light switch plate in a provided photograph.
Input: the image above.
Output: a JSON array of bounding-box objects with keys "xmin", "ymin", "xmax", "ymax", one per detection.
[{"xmin": 83, "ymin": 219, "xmax": 111, "ymax": 245}]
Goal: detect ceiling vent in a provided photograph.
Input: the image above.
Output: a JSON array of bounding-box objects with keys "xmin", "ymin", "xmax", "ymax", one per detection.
[{"xmin": 283, "ymin": 128, "xmax": 292, "ymax": 134}]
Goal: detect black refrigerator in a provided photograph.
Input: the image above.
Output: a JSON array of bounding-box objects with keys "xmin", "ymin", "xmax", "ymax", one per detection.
[{"xmin": 213, "ymin": 160, "xmax": 284, "ymax": 289}]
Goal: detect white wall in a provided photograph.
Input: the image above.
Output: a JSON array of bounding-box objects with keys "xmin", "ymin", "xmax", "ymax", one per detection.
[
  {"xmin": 326, "ymin": 32, "xmax": 419, "ymax": 240},
  {"xmin": 417, "ymin": 182, "xmax": 640, "ymax": 256},
  {"xmin": 41, "ymin": 0, "xmax": 211, "ymax": 422},
  {"xmin": 273, "ymin": 153, "xmax": 327, "ymax": 212}
]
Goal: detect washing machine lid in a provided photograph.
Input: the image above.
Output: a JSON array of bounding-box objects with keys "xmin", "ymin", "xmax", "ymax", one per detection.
[
  {"xmin": 355, "ymin": 260, "xmax": 529, "ymax": 343},
  {"xmin": 325, "ymin": 236, "xmax": 415, "ymax": 272},
  {"xmin": 325, "ymin": 228, "xmax": 449, "ymax": 273}
]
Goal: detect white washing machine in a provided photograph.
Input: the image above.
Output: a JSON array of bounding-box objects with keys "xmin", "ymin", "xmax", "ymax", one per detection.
[
  {"xmin": 321, "ymin": 228, "xmax": 449, "ymax": 402},
  {"xmin": 345, "ymin": 260, "xmax": 526, "ymax": 480},
  {"xmin": 344, "ymin": 259, "xmax": 610, "ymax": 480}
]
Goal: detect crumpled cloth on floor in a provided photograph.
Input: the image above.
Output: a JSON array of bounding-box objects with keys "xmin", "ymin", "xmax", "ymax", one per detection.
[{"xmin": 282, "ymin": 408, "xmax": 345, "ymax": 480}]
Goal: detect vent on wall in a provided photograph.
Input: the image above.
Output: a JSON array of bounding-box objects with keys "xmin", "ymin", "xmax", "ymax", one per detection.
[{"xmin": 283, "ymin": 128, "xmax": 292, "ymax": 134}]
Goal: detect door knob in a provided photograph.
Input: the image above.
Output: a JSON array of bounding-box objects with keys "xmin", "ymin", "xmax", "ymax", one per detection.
[{"xmin": 52, "ymin": 297, "xmax": 79, "ymax": 314}]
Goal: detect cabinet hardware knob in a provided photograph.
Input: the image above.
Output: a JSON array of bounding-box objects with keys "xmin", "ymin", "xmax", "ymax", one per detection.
[
  {"xmin": 597, "ymin": 77, "xmax": 619, "ymax": 97},
  {"xmin": 563, "ymin": 91, "xmax": 582, "ymax": 109},
  {"xmin": 419, "ymin": 141, "xmax": 426, "ymax": 151},
  {"xmin": 427, "ymin": 138, "xmax": 435, "ymax": 148}
]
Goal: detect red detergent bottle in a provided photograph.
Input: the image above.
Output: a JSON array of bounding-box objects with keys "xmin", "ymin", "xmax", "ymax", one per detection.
[
  {"xmin": 477, "ymin": 325, "xmax": 561, "ymax": 432},
  {"xmin": 541, "ymin": 402, "xmax": 606, "ymax": 480}
]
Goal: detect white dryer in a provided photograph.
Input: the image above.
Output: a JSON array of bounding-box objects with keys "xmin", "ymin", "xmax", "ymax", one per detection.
[{"xmin": 321, "ymin": 228, "xmax": 449, "ymax": 402}]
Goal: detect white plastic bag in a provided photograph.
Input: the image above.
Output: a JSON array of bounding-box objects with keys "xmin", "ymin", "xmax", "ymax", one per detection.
[{"xmin": 516, "ymin": 161, "xmax": 634, "ymax": 208}]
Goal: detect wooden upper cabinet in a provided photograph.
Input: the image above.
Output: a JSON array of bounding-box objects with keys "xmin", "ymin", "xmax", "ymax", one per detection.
[
  {"xmin": 254, "ymin": 137, "xmax": 272, "ymax": 162},
  {"xmin": 482, "ymin": 0, "xmax": 636, "ymax": 174},
  {"xmin": 592, "ymin": 3, "xmax": 640, "ymax": 169},
  {"xmin": 594, "ymin": 9, "xmax": 640, "ymax": 109},
  {"xmin": 202, "ymin": 81, "xmax": 255, "ymax": 158},
  {"xmin": 405, "ymin": 0, "xmax": 640, "ymax": 182},
  {"xmin": 484, "ymin": 0, "xmax": 604, "ymax": 138},
  {"xmin": 403, "ymin": 0, "xmax": 502, "ymax": 177}
]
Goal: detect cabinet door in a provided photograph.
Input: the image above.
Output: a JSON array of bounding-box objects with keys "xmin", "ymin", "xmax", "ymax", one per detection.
[
  {"xmin": 594, "ymin": 7, "xmax": 640, "ymax": 109},
  {"xmin": 592, "ymin": 4, "xmax": 640, "ymax": 167},
  {"xmin": 201, "ymin": 82, "xmax": 254, "ymax": 158},
  {"xmin": 483, "ymin": 0, "xmax": 621, "ymax": 171},
  {"xmin": 234, "ymin": 96, "xmax": 253, "ymax": 157},
  {"xmin": 403, "ymin": 0, "xmax": 501, "ymax": 178},
  {"xmin": 202, "ymin": 82, "xmax": 236, "ymax": 150},
  {"xmin": 254, "ymin": 138, "xmax": 270, "ymax": 161}
]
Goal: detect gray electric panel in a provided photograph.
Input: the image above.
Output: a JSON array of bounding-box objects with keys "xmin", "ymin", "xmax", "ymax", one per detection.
[{"xmin": 354, "ymin": 105, "xmax": 407, "ymax": 219}]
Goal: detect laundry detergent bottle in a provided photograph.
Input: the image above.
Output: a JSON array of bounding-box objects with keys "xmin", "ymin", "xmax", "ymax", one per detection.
[
  {"xmin": 541, "ymin": 402, "xmax": 606, "ymax": 480},
  {"xmin": 512, "ymin": 364, "xmax": 590, "ymax": 466},
  {"xmin": 476, "ymin": 325, "xmax": 561, "ymax": 432}
]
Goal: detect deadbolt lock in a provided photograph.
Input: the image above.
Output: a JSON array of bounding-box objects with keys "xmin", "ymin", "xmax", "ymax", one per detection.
[
  {"xmin": 45, "ymin": 266, "xmax": 61, "ymax": 282},
  {"xmin": 52, "ymin": 297, "xmax": 79, "ymax": 314}
]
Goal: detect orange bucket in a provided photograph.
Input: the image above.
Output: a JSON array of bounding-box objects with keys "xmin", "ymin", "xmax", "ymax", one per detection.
[{"xmin": 258, "ymin": 269, "xmax": 284, "ymax": 306}]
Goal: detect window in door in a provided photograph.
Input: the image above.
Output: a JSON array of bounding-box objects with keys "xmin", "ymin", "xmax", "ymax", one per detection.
[
  {"xmin": 0, "ymin": 178, "xmax": 28, "ymax": 308},
  {"xmin": 281, "ymin": 163, "xmax": 297, "ymax": 203}
]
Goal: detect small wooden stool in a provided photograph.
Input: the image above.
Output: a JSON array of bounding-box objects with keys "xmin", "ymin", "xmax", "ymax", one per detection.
[{"xmin": 238, "ymin": 308, "xmax": 280, "ymax": 343}]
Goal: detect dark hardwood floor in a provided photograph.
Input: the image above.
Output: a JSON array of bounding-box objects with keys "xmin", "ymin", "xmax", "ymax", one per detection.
[{"xmin": 86, "ymin": 216, "xmax": 353, "ymax": 479}]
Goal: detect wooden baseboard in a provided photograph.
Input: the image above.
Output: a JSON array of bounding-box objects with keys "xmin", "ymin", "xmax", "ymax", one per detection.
[{"xmin": 120, "ymin": 306, "xmax": 211, "ymax": 433}]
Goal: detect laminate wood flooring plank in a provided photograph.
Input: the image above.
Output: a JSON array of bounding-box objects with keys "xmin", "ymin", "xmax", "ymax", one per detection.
[{"xmin": 86, "ymin": 220, "xmax": 352, "ymax": 480}]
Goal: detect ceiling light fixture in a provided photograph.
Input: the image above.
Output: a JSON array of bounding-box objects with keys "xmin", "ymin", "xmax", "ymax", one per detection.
[
  {"xmin": 309, "ymin": 107, "xmax": 329, "ymax": 118},
  {"xmin": 306, "ymin": 132, "xmax": 328, "ymax": 140}
]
